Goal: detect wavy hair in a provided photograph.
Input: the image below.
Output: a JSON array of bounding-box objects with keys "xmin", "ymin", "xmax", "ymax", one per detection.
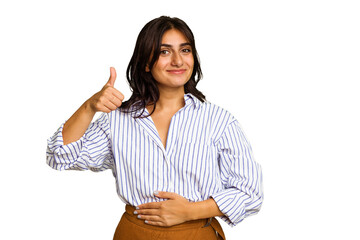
[{"xmin": 120, "ymin": 16, "xmax": 205, "ymax": 117}]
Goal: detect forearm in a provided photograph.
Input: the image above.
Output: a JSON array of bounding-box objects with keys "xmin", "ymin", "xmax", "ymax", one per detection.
[
  {"xmin": 62, "ymin": 100, "xmax": 96, "ymax": 145},
  {"xmin": 189, "ymin": 198, "xmax": 223, "ymax": 221}
]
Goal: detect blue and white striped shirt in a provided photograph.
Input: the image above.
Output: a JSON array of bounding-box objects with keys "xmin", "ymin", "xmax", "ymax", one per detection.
[{"xmin": 46, "ymin": 93, "xmax": 263, "ymax": 226}]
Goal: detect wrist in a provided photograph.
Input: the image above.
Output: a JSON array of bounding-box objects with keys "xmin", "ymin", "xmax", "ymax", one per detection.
[
  {"xmin": 83, "ymin": 99, "xmax": 97, "ymax": 116},
  {"xmin": 187, "ymin": 198, "xmax": 223, "ymax": 221},
  {"xmin": 187, "ymin": 202, "xmax": 199, "ymax": 221}
]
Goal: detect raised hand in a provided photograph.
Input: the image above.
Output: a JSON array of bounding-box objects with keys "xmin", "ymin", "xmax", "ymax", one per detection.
[
  {"xmin": 87, "ymin": 67, "xmax": 125, "ymax": 113},
  {"xmin": 62, "ymin": 67, "xmax": 125, "ymax": 145}
]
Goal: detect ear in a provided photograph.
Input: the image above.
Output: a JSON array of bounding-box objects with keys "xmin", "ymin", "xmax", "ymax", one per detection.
[{"xmin": 145, "ymin": 64, "xmax": 150, "ymax": 72}]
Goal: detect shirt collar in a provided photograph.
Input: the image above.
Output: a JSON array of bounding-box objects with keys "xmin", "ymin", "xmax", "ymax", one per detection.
[{"xmin": 184, "ymin": 93, "xmax": 202, "ymax": 109}]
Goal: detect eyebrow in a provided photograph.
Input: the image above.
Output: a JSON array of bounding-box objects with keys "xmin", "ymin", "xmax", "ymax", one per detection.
[{"xmin": 160, "ymin": 43, "xmax": 191, "ymax": 48}]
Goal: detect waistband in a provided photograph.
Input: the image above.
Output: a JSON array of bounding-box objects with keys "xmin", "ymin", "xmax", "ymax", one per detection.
[{"xmin": 124, "ymin": 205, "xmax": 226, "ymax": 239}]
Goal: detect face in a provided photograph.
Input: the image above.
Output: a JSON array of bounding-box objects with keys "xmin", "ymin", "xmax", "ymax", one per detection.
[{"xmin": 148, "ymin": 29, "xmax": 194, "ymax": 91}]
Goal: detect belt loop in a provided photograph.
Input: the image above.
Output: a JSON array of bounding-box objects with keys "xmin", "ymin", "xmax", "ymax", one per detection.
[{"xmin": 202, "ymin": 217, "xmax": 213, "ymax": 228}]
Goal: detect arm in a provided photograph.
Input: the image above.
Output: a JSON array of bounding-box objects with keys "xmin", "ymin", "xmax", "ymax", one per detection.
[
  {"xmin": 62, "ymin": 67, "xmax": 124, "ymax": 145},
  {"xmin": 61, "ymin": 100, "xmax": 96, "ymax": 145},
  {"xmin": 189, "ymin": 197, "xmax": 223, "ymax": 221},
  {"xmin": 211, "ymin": 120, "xmax": 263, "ymax": 226},
  {"xmin": 46, "ymin": 67, "xmax": 125, "ymax": 171}
]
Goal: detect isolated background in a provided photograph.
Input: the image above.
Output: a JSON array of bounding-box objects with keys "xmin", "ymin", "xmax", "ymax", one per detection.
[{"xmin": 1, "ymin": 0, "xmax": 359, "ymax": 239}]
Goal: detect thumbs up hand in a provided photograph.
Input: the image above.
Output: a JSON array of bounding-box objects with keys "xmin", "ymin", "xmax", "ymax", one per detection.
[{"xmin": 87, "ymin": 67, "xmax": 125, "ymax": 113}]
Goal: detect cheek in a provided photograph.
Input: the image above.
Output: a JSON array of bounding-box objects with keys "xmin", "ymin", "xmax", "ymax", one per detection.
[
  {"xmin": 150, "ymin": 62, "xmax": 161, "ymax": 74},
  {"xmin": 150, "ymin": 64, "xmax": 166, "ymax": 82},
  {"xmin": 187, "ymin": 56, "xmax": 195, "ymax": 68},
  {"xmin": 188, "ymin": 59, "xmax": 194, "ymax": 73},
  {"xmin": 152, "ymin": 60, "xmax": 167, "ymax": 72}
]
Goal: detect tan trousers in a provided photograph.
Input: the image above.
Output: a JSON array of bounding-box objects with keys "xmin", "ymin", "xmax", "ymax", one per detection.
[{"xmin": 113, "ymin": 205, "xmax": 226, "ymax": 240}]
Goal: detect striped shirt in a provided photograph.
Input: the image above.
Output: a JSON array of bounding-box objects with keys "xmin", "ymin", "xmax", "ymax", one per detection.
[{"xmin": 46, "ymin": 93, "xmax": 263, "ymax": 226}]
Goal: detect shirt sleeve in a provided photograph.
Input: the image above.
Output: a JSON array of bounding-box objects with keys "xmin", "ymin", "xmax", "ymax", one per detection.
[
  {"xmin": 46, "ymin": 113, "xmax": 113, "ymax": 172},
  {"xmin": 211, "ymin": 119, "xmax": 263, "ymax": 226}
]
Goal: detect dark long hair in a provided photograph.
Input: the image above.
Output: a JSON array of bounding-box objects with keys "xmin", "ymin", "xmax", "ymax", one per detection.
[{"xmin": 120, "ymin": 16, "xmax": 205, "ymax": 117}]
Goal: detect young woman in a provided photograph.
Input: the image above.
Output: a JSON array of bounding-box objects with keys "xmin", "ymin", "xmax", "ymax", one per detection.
[{"xmin": 47, "ymin": 16, "xmax": 263, "ymax": 240}]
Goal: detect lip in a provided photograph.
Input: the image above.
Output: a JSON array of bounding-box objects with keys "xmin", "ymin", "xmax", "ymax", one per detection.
[{"xmin": 166, "ymin": 69, "xmax": 187, "ymax": 74}]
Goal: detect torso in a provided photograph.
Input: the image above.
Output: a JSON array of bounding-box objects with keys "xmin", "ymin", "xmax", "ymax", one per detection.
[{"xmin": 108, "ymin": 95, "xmax": 237, "ymax": 206}]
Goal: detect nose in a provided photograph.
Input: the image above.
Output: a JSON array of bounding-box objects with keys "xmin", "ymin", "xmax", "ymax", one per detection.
[{"xmin": 171, "ymin": 52, "xmax": 183, "ymax": 67}]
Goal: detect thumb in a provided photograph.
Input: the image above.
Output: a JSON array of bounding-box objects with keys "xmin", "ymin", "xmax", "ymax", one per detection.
[{"xmin": 106, "ymin": 67, "xmax": 117, "ymax": 87}]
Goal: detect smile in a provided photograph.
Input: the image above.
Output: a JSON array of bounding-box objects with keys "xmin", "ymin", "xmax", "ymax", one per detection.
[{"xmin": 166, "ymin": 69, "xmax": 187, "ymax": 74}]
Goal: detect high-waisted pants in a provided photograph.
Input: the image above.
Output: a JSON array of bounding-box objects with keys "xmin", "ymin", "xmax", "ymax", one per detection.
[{"xmin": 113, "ymin": 205, "xmax": 226, "ymax": 240}]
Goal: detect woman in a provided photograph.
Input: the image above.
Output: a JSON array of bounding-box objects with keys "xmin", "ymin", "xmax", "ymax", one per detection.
[{"xmin": 47, "ymin": 16, "xmax": 263, "ymax": 240}]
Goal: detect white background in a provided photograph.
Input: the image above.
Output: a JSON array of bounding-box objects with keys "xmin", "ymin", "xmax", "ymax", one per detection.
[{"xmin": 1, "ymin": 0, "xmax": 359, "ymax": 239}]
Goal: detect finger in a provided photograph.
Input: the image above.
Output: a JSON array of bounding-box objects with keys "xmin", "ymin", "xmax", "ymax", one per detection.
[
  {"xmin": 109, "ymin": 88, "xmax": 125, "ymax": 102},
  {"xmin": 137, "ymin": 201, "xmax": 161, "ymax": 210},
  {"xmin": 134, "ymin": 208, "xmax": 160, "ymax": 216},
  {"xmin": 102, "ymin": 85, "xmax": 124, "ymax": 100},
  {"xmin": 154, "ymin": 191, "xmax": 178, "ymax": 199},
  {"xmin": 108, "ymin": 95, "xmax": 123, "ymax": 108},
  {"xmin": 96, "ymin": 104, "xmax": 112, "ymax": 113},
  {"xmin": 102, "ymin": 99, "xmax": 118, "ymax": 111},
  {"xmin": 144, "ymin": 220, "xmax": 165, "ymax": 227},
  {"xmin": 138, "ymin": 214, "xmax": 162, "ymax": 222},
  {"xmin": 106, "ymin": 67, "xmax": 117, "ymax": 87},
  {"xmin": 100, "ymin": 88, "xmax": 123, "ymax": 108}
]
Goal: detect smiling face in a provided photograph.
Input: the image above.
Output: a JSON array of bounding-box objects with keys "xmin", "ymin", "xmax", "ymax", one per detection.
[{"xmin": 148, "ymin": 28, "xmax": 194, "ymax": 92}]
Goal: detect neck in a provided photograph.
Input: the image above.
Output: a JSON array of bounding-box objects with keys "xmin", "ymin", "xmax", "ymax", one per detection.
[{"xmin": 148, "ymin": 86, "xmax": 185, "ymax": 113}]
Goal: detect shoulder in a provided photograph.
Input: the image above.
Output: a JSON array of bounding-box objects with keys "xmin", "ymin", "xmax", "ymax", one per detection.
[
  {"xmin": 187, "ymin": 94, "xmax": 231, "ymax": 117},
  {"xmin": 197, "ymin": 100, "xmax": 237, "ymax": 126},
  {"xmin": 190, "ymin": 97, "xmax": 241, "ymax": 142},
  {"xmin": 107, "ymin": 107, "xmax": 136, "ymax": 122}
]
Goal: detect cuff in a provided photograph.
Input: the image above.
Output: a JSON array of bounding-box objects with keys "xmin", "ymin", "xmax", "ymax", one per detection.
[
  {"xmin": 211, "ymin": 188, "xmax": 246, "ymax": 227},
  {"xmin": 46, "ymin": 123, "xmax": 84, "ymax": 169}
]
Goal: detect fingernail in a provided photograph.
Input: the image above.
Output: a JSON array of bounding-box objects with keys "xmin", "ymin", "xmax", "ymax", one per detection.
[
  {"xmin": 144, "ymin": 220, "xmax": 149, "ymax": 224},
  {"xmin": 154, "ymin": 190, "xmax": 159, "ymax": 195},
  {"xmin": 137, "ymin": 215, "xmax": 141, "ymax": 219},
  {"xmin": 133, "ymin": 211, "xmax": 138, "ymax": 214},
  {"xmin": 136, "ymin": 206, "xmax": 140, "ymax": 210}
]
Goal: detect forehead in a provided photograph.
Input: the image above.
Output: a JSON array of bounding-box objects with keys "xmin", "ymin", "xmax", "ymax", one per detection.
[{"xmin": 161, "ymin": 29, "xmax": 189, "ymax": 45}]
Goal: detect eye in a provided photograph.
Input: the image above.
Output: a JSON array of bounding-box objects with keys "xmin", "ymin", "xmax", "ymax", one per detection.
[
  {"xmin": 182, "ymin": 48, "xmax": 192, "ymax": 53},
  {"xmin": 160, "ymin": 49, "xmax": 170, "ymax": 55}
]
